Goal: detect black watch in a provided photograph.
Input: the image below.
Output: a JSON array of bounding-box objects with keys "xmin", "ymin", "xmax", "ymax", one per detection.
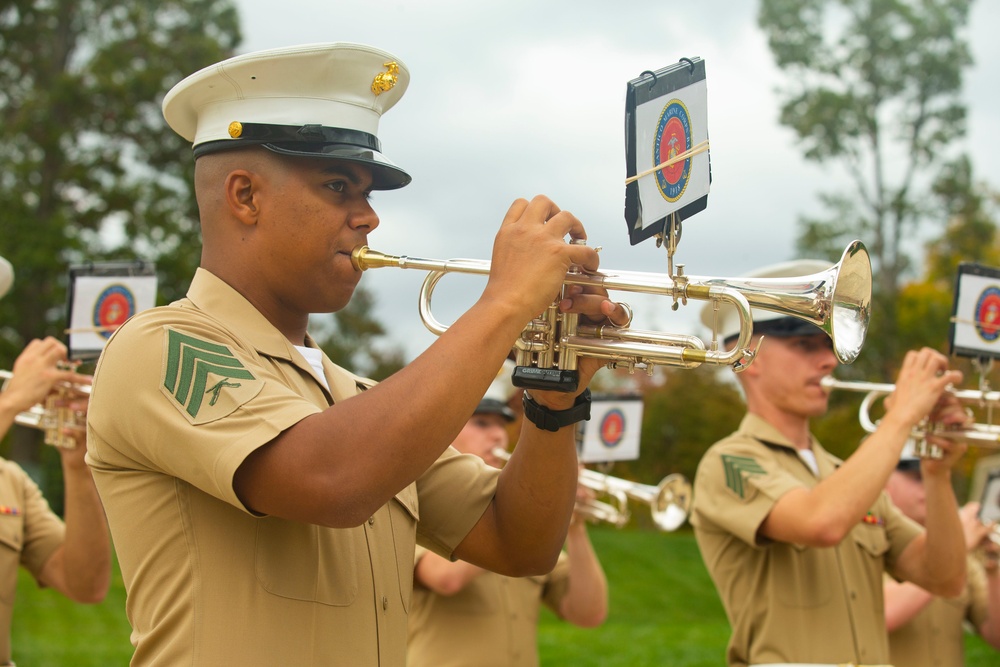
[{"xmin": 522, "ymin": 388, "xmax": 592, "ymax": 432}]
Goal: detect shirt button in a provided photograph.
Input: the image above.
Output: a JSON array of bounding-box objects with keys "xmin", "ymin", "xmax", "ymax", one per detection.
[
  {"xmin": 382, "ymin": 595, "xmax": 388, "ymax": 610},
  {"xmin": 368, "ymin": 516, "xmax": 375, "ymax": 526}
]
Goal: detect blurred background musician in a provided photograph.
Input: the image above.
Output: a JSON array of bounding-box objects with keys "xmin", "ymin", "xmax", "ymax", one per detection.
[
  {"xmin": 407, "ymin": 371, "xmax": 608, "ymax": 667},
  {"xmin": 690, "ymin": 257, "xmax": 969, "ymax": 667},
  {"xmin": 0, "ymin": 255, "xmax": 110, "ymax": 665},
  {"xmin": 883, "ymin": 441, "xmax": 1000, "ymax": 666}
]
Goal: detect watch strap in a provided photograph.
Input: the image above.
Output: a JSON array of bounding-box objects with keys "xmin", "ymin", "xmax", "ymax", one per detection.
[{"xmin": 521, "ymin": 388, "xmax": 592, "ymax": 432}]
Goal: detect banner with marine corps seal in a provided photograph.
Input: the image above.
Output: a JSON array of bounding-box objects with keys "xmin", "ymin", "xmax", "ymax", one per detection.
[
  {"xmin": 159, "ymin": 327, "xmax": 264, "ymax": 425},
  {"xmin": 949, "ymin": 262, "xmax": 1000, "ymax": 361}
]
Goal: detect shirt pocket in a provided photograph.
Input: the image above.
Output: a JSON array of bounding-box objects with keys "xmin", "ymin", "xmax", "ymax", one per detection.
[
  {"xmin": 254, "ymin": 518, "xmax": 359, "ymax": 606},
  {"xmin": 389, "ymin": 483, "xmax": 419, "ymax": 612},
  {"xmin": 852, "ymin": 521, "xmax": 889, "ymax": 559},
  {"xmin": 773, "ymin": 541, "xmax": 834, "ymax": 609}
]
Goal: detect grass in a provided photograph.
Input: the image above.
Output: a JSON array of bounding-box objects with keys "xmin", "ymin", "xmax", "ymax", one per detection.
[{"xmin": 10, "ymin": 529, "xmax": 998, "ymax": 665}]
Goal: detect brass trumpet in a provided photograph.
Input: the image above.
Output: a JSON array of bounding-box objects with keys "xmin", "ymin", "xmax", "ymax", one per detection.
[
  {"xmin": 493, "ymin": 448, "xmax": 691, "ymax": 531},
  {"xmin": 820, "ymin": 376, "xmax": 1000, "ymax": 457},
  {"xmin": 352, "ymin": 240, "xmax": 871, "ymax": 390},
  {"xmin": 0, "ymin": 370, "xmax": 90, "ymax": 449}
]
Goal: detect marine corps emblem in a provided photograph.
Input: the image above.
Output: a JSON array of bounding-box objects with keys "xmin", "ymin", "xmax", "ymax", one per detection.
[
  {"xmin": 92, "ymin": 284, "xmax": 136, "ymax": 339},
  {"xmin": 653, "ymin": 99, "xmax": 693, "ymax": 203},
  {"xmin": 974, "ymin": 285, "xmax": 1000, "ymax": 343}
]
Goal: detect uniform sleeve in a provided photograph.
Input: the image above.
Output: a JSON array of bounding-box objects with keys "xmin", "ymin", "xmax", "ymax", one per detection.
[
  {"xmin": 692, "ymin": 437, "xmax": 806, "ymax": 547},
  {"xmin": 13, "ymin": 462, "xmax": 65, "ymax": 581},
  {"xmin": 87, "ymin": 312, "xmax": 319, "ymax": 512},
  {"xmin": 414, "ymin": 447, "xmax": 500, "ymax": 559},
  {"xmin": 539, "ymin": 550, "xmax": 571, "ymax": 616},
  {"xmin": 966, "ymin": 555, "xmax": 991, "ymax": 629},
  {"xmin": 880, "ymin": 493, "xmax": 922, "ymax": 575},
  {"xmin": 413, "ymin": 545, "xmax": 430, "ymax": 567}
]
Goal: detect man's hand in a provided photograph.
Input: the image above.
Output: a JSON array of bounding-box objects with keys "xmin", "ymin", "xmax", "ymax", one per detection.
[
  {"xmin": 0, "ymin": 337, "xmax": 91, "ymax": 413},
  {"xmin": 884, "ymin": 348, "xmax": 963, "ymax": 431}
]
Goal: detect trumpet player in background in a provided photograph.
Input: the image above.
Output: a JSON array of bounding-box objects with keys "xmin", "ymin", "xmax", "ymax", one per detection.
[
  {"xmin": 690, "ymin": 258, "xmax": 970, "ymax": 667},
  {"xmin": 0, "ymin": 255, "xmax": 110, "ymax": 665},
  {"xmin": 883, "ymin": 442, "xmax": 1000, "ymax": 666},
  {"xmin": 408, "ymin": 365, "xmax": 608, "ymax": 667}
]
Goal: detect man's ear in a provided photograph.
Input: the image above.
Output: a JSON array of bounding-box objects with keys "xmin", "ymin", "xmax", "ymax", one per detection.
[{"xmin": 224, "ymin": 170, "xmax": 258, "ymax": 225}]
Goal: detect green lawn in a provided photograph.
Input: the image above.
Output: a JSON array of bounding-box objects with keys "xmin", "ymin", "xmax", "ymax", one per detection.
[{"xmin": 10, "ymin": 528, "xmax": 998, "ymax": 665}]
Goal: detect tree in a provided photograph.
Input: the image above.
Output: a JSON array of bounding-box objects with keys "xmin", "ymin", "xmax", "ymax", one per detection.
[
  {"xmin": 0, "ymin": 0, "xmax": 241, "ymax": 465},
  {"xmin": 758, "ymin": 0, "xmax": 974, "ymax": 377},
  {"xmin": 0, "ymin": 0, "xmax": 241, "ymax": 358}
]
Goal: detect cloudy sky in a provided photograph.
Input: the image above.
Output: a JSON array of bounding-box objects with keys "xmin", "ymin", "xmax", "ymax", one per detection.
[{"xmin": 233, "ymin": 0, "xmax": 1000, "ymax": 363}]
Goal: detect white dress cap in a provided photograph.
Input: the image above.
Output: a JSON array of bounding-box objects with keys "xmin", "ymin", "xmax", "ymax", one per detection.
[
  {"xmin": 0, "ymin": 256, "xmax": 13, "ymax": 300},
  {"xmin": 162, "ymin": 42, "xmax": 411, "ymax": 189},
  {"xmin": 699, "ymin": 258, "xmax": 833, "ymax": 343}
]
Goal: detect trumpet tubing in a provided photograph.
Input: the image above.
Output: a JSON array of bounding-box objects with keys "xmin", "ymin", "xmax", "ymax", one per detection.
[
  {"xmin": 820, "ymin": 376, "xmax": 1000, "ymax": 453},
  {"xmin": 490, "ymin": 448, "xmax": 691, "ymax": 531},
  {"xmin": 352, "ymin": 240, "xmax": 871, "ymax": 387},
  {"xmin": 0, "ymin": 370, "xmax": 89, "ymax": 449},
  {"xmin": 578, "ymin": 467, "xmax": 692, "ymax": 532}
]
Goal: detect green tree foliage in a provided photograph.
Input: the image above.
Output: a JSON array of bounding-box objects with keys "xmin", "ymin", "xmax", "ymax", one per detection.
[
  {"xmin": 0, "ymin": 0, "xmax": 241, "ymax": 476},
  {"xmin": 0, "ymin": 0, "xmax": 242, "ymax": 366},
  {"xmin": 758, "ymin": 0, "xmax": 974, "ymax": 377}
]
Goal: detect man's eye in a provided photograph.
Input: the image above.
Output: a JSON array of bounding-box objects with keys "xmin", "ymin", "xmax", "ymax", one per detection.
[{"xmin": 326, "ymin": 181, "xmax": 346, "ymax": 193}]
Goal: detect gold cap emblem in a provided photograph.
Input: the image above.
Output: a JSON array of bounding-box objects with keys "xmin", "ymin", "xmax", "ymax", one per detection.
[
  {"xmin": 228, "ymin": 121, "xmax": 243, "ymax": 138},
  {"xmin": 371, "ymin": 62, "xmax": 400, "ymax": 96}
]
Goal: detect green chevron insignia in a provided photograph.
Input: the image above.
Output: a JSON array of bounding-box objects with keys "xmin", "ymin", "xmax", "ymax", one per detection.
[
  {"xmin": 721, "ymin": 454, "xmax": 766, "ymax": 499},
  {"xmin": 163, "ymin": 329, "xmax": 257, "ymax": 418}
]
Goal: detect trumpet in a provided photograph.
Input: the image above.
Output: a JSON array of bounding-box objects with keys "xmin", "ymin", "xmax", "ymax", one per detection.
[
  {"xmin": 352, "ymin": 240, "xmax": 871, "ymax": 390},
  {"xmin": 492, "ymin": 448, "xmax": 691, "ymax": 531},
  {"xmin": 0, "ymin": 370, "xmax": 90, "ymax": 449},
  {"xmin": 820, "ymin": 376, "xmax": 1000, "ymax": 457}
]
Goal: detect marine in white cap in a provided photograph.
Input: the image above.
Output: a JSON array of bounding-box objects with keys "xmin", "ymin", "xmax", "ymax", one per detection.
[
  {"xmin": 689, "ymin": 257, "xmax": 971, "ymax": 667},
  {"xmin": 86, "ymin": 42, "xmax": 627, "ymax": 665},
  {"xmin": 883, "ymin": 440, "xmax": 1000, "ymax": 666},
  {"xmin": 408, "ymin": 366, "xmax": 609, "ymax": 667}
]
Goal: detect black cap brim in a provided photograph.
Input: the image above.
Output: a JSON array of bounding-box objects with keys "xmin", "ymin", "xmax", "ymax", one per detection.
[
  {"xmin": 724, "ymin": 316, "xmax": 826, "ymax": 345},
  {"xmin": 261, "ymin": 143, "xmax": 411, "ymax": 190},
  {"xmin": 475, "ymin": 399, "xmax": 515, "ymax": 423}
]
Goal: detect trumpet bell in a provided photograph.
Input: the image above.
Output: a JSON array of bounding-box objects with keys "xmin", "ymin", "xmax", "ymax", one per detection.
[
  {"xmin": 651, "ymin": 474, "xmax": 693, "ymax": 532},
  {"xmin": 707, "ymin": 240, "xmax": 871, "ymax": 364}
]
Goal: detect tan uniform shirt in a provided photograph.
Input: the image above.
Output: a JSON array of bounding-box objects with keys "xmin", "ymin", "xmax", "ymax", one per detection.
[
  {"xmin": 407, "ymin": 546, "xmax": 571, "ymax": 667},
  {"xmin": 691, "ymin": 413, "xmax": 922, "ymax": 667},
  {"xmin": 887, "ymin": 554, "xmax": 992, "ymax": 667},
  {"xmin": 0, "ymin": 458, "xmax": 65, "ymax": 666},
  {"xmin": 87, "ymin": 268, "xmax": 500, "ymax": 666}
]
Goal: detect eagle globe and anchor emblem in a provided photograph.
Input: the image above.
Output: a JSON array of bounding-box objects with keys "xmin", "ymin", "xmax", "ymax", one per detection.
[
  {"xmin": 92, "ymin": 284, "xmax": 136, "ymax": 339},
  {"xmin": 652, "ymin": 98, "xmax": 694, "ymax": 203}
]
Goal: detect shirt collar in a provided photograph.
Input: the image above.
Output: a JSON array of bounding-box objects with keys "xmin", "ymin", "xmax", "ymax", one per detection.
[{"xmin": 185, "ymin": 268, "xmax": 300, "ymax": 362}]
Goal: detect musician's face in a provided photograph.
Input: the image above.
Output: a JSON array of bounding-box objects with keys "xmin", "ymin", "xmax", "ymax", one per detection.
[
  {"xmin": 452, "ymin": 412, "xmax": 510, "ymax": 468},
  {"xmin": 253, "ymin": 155, "xmax": 380, "ymax": 315},
  {"xmin": 757, "ymin": 334, "xmax": 838, "ymax": 418},
  {"xmin": 885, "ymin": 468, "xmax": 926, "ymax": 525}
]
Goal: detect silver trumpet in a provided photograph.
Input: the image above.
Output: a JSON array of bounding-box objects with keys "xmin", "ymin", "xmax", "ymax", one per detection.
[
  {"xmin": 493, "ymin": 448, "xmax": 691, "ymax": 531},
  {"xmin": 352, "ymin": 240, "xmax": 871, "ymax": 389},
  {"xmin": 820, "ymin": 376, "xmax": 1000, "ymax": 457},
  {"xmin": 1, "ymin": 370, "xmax": 90, "ymax": 449}
]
